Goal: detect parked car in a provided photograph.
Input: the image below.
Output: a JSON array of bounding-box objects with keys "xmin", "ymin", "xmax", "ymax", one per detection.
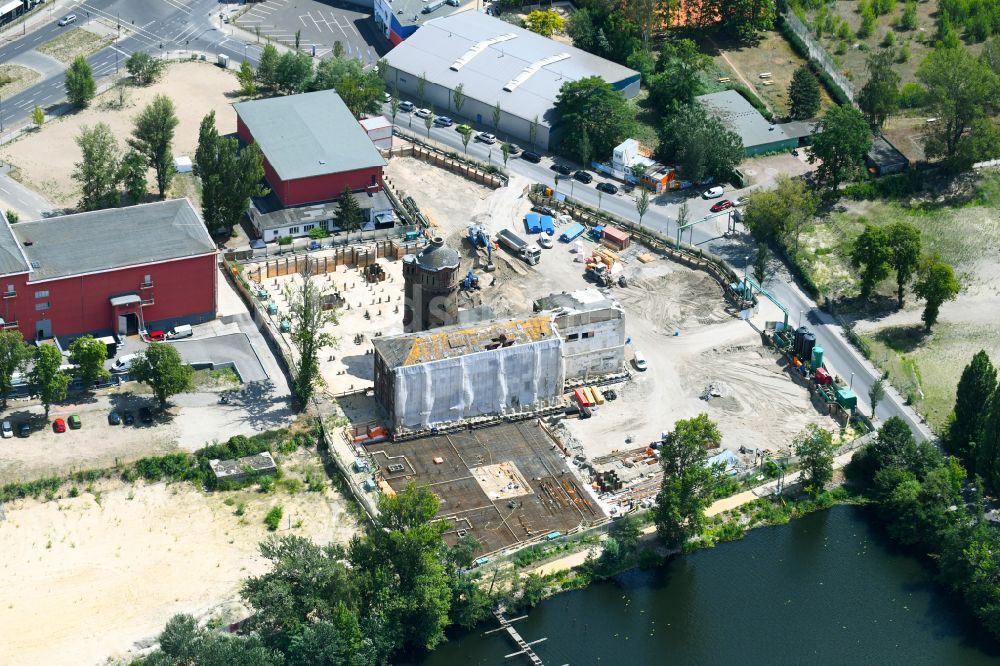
[
  {"xmin": 112, "ymin": 353, "xmax": 138, "ymax": 372},
  {"xmin": 140, "ymin": 406, "xmax": 153, "ymax": 423},
  {"xmin": 532, "ymin": 205, "xmax": 555, "ymax": 216},
  {"xmin": 1, "ymin": 420, "xmax": 11, "ymax": 438},
  {"xmin": 506, "ymin": 143, "xmax": 522, "ymax": 155},
  {"xmin": 520, "ymin": 151, "xmax": 542, "ymax": 163},
  {"xmin": 308, "ymin": 240, "xmax": 321, "ymax": 250},
  {"xmin": 573, "ymin": 170, "xmax": 593, "ymax": 184},
  {"xmin": 538, "ymin": 236, "xmax": 553, "ymax": 249},
  {"xmin": 623, "ymin": 182, "xmax": 635, "ymax": 194},
  {"xmin": 414, "ymin": 107, "xmax": 432, "ymax": 118},
  {"xmin": 551, "ymin": 163, "xmax": 572, "ymax": 176},
  {"xmin": 123, "ymin": 411, "xmax": 135, "ymax": 425},
  {"xmin": 433, "ymin": 115, "xmax": 453, "ymax": 127},
  {"xmin": 710, "ymin": 199, "xmax": 733, "ymax": 212},
  {"xmin": 108, "ymin": 411, "xmax": 121, "ymax": 425},
  {"xmin": 68, "ymin": 415, "xmax": 81, "ymax": 429},
  {"xmin": 596, "ymin": 182, "xmax": 618, "ymax": 195},
  {"xmin": 733, "ymin": 196, "xmax": 748, "ymax": 207},
  {"xmin": 166, "ymin": 324, "xmax": 192, "ymax": 339},
  {"xmin": 399, "ymin": 100, "xmax": 414, "ymax": 112},
  {"xmin": 148, "ymin": 330, "xmax": 166, "ymax": 342},
  {"xmin": 53, "ymin": 418, "xmax": 67, "ymax": 433},
  {"xmin": 633, "ymin": 352, "xmax": 648, "ymax": 371},
  {"xmin": 456, "ymin": 123, "xmax": 472, "ymax": 134},
  {"xmin": 703, "ymin": 186, "xmax": 725, "ymax": 199},
  {"xmin": 475, "ymin": 132, "xmax": 497, "ymax": 144},
  {"xmin": 383, "ymin": 92, "xmax": 391, "ymax": 102},
  {"xmin": 18, "ymin": 422, "xmax": 30, "ymax": 437},
  {"xmin": 57, "ymin": 14, "xmax": 77, "ymax": 26}
]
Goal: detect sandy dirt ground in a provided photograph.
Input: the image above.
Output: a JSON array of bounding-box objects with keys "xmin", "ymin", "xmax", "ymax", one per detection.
[
  {"xmin": 379, "ymin": 157, "xmax": 830, "ymax": 455},
  {"xmin": 0, "ymin": 61, "xmax": 239, "ymax": 210},
  {"xmin": 0, "ymin": 462, "xmax": 359, "ymax": 666}
]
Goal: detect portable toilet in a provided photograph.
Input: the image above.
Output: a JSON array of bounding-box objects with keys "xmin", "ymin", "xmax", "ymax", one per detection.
[{"xmin": 811, "ymin": 346, "xmax": 824, "ymax": 370}]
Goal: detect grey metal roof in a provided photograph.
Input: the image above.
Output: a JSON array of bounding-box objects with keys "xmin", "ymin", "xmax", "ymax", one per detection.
[
  {"xmin": 697, "ymin": 90, "xmax": 816, "ymax": 149},
  {"xmin": 233, "ymin": 90, "xmax": 386, "ymax": 182},
  {"xmin": 412, "ymin": 237, "xmax": 459, "ymax": 270},
  {"xmin": 12, "ymin": 199, "xmax": 215, "ymax": 282},
  {"xmin": 383, "ymin": 12, "xmax": 640, "ymax": 127},
  {"xmin": 867, "ymin": 135, "xmax": 907, "ymax": 167},
  {"xmin": 386, "ymin": 0, "xmax": 474, "ymax": 30},
  {"xmin": 251, "ymin": 189, "xmax": 392, "ymax": 232},
  {"xmin": 0, "ymin": 213, "xmax": 29, "ymax": 276}
]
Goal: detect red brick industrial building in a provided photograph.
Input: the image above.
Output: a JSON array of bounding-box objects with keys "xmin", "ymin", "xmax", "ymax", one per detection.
[
  {"xmin": 0, "ymin": 199, "xmax": 217, "ymax": 342},
  {"xmin": 234, "ymin": 90, "xmax": 387, "ymax": 208}
]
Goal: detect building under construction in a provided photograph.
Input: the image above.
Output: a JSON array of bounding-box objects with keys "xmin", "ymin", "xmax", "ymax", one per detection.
[
  {"xmin": 402, "ymin": 236, "xmax": 460, "ymax": 332},
  {"xmin": 373, "ymin": 288, "xmax": 625, "ymax": 433}
]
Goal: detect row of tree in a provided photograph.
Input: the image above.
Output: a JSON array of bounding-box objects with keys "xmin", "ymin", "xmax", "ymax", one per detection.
[
  {"xmin": 0, "ymin": 331, "xmax": 192, "ymax": 416},
  {"xmin": 72, "ymin": 94, "xmax": 178, "ymax": 211},
  {"xmin": 846, "ymin": 416, "xmax": 1000, "ymax": 642},
  {"xmin": 236, "ymin": 46, "xmax": 384, "ymax": 119},
  {"xmin": 65, "ymin": 51, "xmax": 167, "ymax": 108},
  {"xmin": 947, "ymin": 350, "xmax": 1000, "ymax": 495},
  {"xmin": 136, "ymin": 483, "xmax": 548, "ymax": 664}
]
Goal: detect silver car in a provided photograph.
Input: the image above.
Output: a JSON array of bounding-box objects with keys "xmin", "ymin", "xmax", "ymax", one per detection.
[
  {"xmin": 58, "ymin": 14, "xmax": 77, "ymax": 26},
  {"xmin": 1, "ymin": 420, "xmax": 12, "ymax": 438}
]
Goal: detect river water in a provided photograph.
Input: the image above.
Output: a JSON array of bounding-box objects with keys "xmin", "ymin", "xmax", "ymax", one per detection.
[{"xmin": 421, "ymin": 506, "xmax": 1000, "ymax": 665}]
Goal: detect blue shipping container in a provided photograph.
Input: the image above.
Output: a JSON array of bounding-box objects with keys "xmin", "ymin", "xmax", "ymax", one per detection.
[
  {"xmin": 559, "ymin": 222, "xmax": 586, "ymax": 242},
  {"xmin": 524, "ymin": 213, "xmax": 541, "ymax": 234},
  {"xmin": 540, "ymin": 215, "xmax": 555, "ymax": 236}
]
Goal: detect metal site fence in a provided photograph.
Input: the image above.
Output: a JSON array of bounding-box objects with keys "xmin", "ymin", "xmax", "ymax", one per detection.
[{"xmin": 782, "ymin": 11, "xmax": 856, "ymax": 104}]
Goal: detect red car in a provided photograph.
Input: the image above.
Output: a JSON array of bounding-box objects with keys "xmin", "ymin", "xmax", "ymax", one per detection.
[
  {"xmin": 710, "ymin": 200, "xmax": 733, "ymax": 212},
  {"xmin": 53, "ymin": 418, "xmax": 67, "ymax": 433},
  {"xmin": 148, "ymin": 330, "xmax": 166, "ymax": 342}
]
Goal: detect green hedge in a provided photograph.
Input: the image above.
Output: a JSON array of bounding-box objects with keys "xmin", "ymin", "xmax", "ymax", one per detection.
[
  {"xmin": 727, "ymin": 83, "xmax": 774, "ymax": 122},
  {"xmin": 777, "ymin": 15, "xmax": 853, "ymax": 107}
]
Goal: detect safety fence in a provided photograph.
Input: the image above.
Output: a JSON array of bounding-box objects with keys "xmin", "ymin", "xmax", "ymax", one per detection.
[
  {"xmin": 391, "ymin": 127, "xmax": 508, "ymax": 188},
  {"xmin": 781, "ymin": 11, "xmax": 856, "ymax": 104},
  {"xmin": 242, "ymin": 239, "xmax": 426, "ymax": 281}
]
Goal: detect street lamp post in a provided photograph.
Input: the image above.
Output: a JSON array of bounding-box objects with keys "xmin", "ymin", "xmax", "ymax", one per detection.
[{"xmin": 850, "ymin": 372, "xmax": 855, "ymax": 390}]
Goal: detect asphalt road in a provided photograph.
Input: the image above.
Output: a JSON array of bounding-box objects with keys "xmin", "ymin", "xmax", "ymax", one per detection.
[{"xmin": 389, "ymin": 106, "xmax": 933, "ymax": 442}]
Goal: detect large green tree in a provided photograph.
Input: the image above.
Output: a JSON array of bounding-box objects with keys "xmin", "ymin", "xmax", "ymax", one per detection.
[
  {"xmin": 128, "ymin": 95, "xmax": 179, "ymax": 198},
  {"xmin": 73, "ymin": 123, "xmax": 121, "ymax": 211},
  {"xmin": 275, "ymin": 52, "xmax": 313, "ymax": 95},
  {"xmin": 0, "ymin": 331, "xmax": 31, "ymax": 409},
  {"xmin": 118, "ymin": 150, "xmax": 148, "ymax": 203},
  {"xmin": 69, "ymin": 335, "xmax": 110, "ymax": 389},
  {"xmin": 64, "ymin": 56, "xmax": 96, "ymax": 107},
  {"xmin": 948, "ymin": 350, "xmax": 996, "ymax": 469},
  {"xmin": 29, "ymin": 345, "xmax": 70, "ymax": 417},
  {"xmin": 125, "ymin": 52, "xmax": 165, "ymax": 86},
  {"xmin": 788, "ymin": 65, "xmax": 821, "ymax": 120},
  {"xmin": 886, "ymin": 220, "xmax": 922, "ymax": 307},
  {"xmin": 288, "ymin": 265, "xmax": 337, "ymax": 408},
  {"xmin": 554, "ymin": 76, "xmax": 636, "ymax": 163},
  {"xmin": 655, "ymin": 413, "xmax": 721, "ymax": 548},
  {"xmin": 742, "ymin": 174, "xmax": 818, "ymax": 250},
  {"xmin": 143, "ymin": 614, "xmax": 282, "ymax": 665},
  {"xmin": 195, "ymin": 111, "xmax": 268, "ymax": 234},
  {"xmin": 718, "ymin": 0, "xmax": 776, "ymax": 43},
  {"xmin": 130, "ymin": 343, "xmax": 193, "ymax": 408},
  {"xmin": 311, "ymin": 56, "xmax": 383, "ymax": 118},
  {"xmin": 648, "ymin": 38, "xmax": 712, "ymax": 110},
  {"xmin": 256, "ymin": 44, "xmax": 280, "ymax": 91},
  {"xmin": 658, "ymin": 102, "xmax": 743, "ymax": 183},
  {"xmin": 914, "ymin": 255, "xmax": 960, "ymax": 330},
  {"xmin": 917, "ymin": 45, "xmax": 999, "ymax": 159},
  {"xmin": 808, "ymin": 104, "xmax": 872, "ymax": 192},
  {"xmin": 977, "ymin": 388, "xmax": 1000, "ymax": 493},
  {"xmin": 851, "ymin": 224, "xmax": 892, "ymax": 300},
  {"xmin": 858, "ymin": 48, "xmax": 901, "ymax": 131},
  {"xmin": 794, "ymin": 424, "xmax": 836, "ymax": 497}
]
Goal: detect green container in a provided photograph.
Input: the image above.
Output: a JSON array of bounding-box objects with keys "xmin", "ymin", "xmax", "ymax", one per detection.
[
  {"xmin": 267, "ymin": 302, "xmax": 278, "ymax": 315},
  {"xmin": 811, "ymin": 346, "xmax": 824, "ymax": 370},
  {"xmin": 280, "ymin": 319, "xmax": 290, "ymax": 333},
  {"xmin": 835, "ymin": 387, "xmax": 857, "ymax": 410}
]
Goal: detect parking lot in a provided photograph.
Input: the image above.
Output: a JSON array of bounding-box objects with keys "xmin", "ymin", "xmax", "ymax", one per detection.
[{"xmin": 235, "ymin": 0, "xmax": 384, "ymax": 58}]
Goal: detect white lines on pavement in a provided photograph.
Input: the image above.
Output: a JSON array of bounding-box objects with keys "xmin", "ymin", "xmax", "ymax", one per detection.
[
  {"xmin": 159, "ymin": 0, "xmax": 192, "ymax": 15},
  {"xmin": 140, "ymin": 20, "xmax": 156, "ymax": 29}
]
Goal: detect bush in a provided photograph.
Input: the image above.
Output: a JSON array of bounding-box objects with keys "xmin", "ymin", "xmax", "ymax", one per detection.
[
  {"xmin": 307, "ymin": 226, "xmax": 329, "ymax": 240},
  {"xmin": 264, "ymin": 505, "xmax": 283, "ymax": 531},
  {"xmin": 5, "ymin": 209, "xmax": 18, "ymax": 223},
  {"xmin": 277, "ymin": 235, "xmax": 293, "ymax": 246},
  {"xmin": 898, "ymin": 82, "xmax": 928, "ymax": 109}
]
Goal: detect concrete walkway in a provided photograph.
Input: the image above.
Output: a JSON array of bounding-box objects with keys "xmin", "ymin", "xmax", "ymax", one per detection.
[{"xmin": 8, "ymin": 49, "xmax": 67, "ymax": 78}]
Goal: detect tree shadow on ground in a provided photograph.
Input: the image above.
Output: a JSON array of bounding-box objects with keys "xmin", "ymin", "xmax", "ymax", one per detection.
[
  {"xmin": 871, "ymin": 324, "xmax": 930, "ymax": 354},
  {"xmin": 225, "ymin": 380, "xmax": 295, "ymax": 431}
]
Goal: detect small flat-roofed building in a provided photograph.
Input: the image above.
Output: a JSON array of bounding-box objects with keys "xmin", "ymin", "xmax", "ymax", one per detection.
[
  {"xmin": 373, "ymin": 0, "xmax": 473, "ymax": 45},
  {"xmin": 866, "ymin": 135, "xmax": 908, "ymax": 176},
  {"xmin": 383, "ymin": 11, "xmax": 640, "ymax": 151},
  {"xmin": 234, "ymin": 90, "xmax": 387, "ymax": 208},
  {"xmin": 0, "ymin": 199, "xmax": 216, "ymax": 342},
  {"xmin": 697, "ymin": 90, "xmax": 816, "ymax": 157},
  {"xmin": 249, "ymin": 190, "xmax": 395, "ymax": 243},
  {"xmin": 209, "ymin": 452, "xmax": 278, "ymax": 484}
]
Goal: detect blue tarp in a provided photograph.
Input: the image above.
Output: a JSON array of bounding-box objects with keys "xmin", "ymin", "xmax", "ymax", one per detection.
[
  {"xmin": 707, "ymin": 449, "xmax": 739, "ymax": 475},
  {"xmin": 540, "ymin": 215, "xmax": 555, "ymax": 236},
  {"xmin": 559, "ymin": 222, "xmax": 586, "ymax": 242},
  {"xmin": 524, "ymin": 213, "xmax": 541, "ymax": 234}
]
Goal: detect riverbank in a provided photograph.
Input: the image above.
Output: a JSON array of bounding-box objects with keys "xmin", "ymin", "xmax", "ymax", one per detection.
[{"xmin": 422, "ymin": 505, "xmax": 1000, "ymax": 665}]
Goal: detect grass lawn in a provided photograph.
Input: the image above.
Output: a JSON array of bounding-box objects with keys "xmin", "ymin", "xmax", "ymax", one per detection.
[
  {"xmin": 192, "ymin": 367, "xmax": 241, "ymax": 389},
  {"xmin": 0, "ymin": 64, "xmax": 41, "ymax": 98},
  {"xmin": 36, "ymin": 27, "xmax": 114, "ymax": 63},
  {"xmin": 630, "ymin": 88, "xmax": 660, "ymax": 153}
]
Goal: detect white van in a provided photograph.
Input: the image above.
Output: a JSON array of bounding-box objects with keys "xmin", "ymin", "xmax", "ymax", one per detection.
[
  {"xmin": 633, "ymin": 352, "xmax": 648, "ymax": 371},
  {"xmin": 112, "ymin": 353, "xmax": 139, "ymax": 372},
  {"xmin": 167, "ymin": 324, "xmax": 192, "ymax": 340}
]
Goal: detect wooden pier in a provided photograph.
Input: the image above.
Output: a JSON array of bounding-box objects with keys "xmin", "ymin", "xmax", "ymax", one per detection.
[{"xmin": 485, "ymin": 608, "xmax": 559, "ymax": 665}]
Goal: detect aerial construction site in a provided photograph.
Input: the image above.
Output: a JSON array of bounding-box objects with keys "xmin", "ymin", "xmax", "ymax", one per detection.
[{"xmin": 240, "ymin": 155, "xmax": 838, "ymax": 557}]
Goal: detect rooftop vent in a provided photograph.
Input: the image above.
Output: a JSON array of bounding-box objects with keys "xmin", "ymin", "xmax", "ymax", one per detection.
[
  {"xmin": 22, "ymin": 238, "xmax": 32, "ymax": 246},
  {"xmin": 504, "ymin": 53, "xmax": 571, "ymax": 92},
  {"xmin": 450, "ymin": 33, "xmax": 517, "ymax": 71},
  {"xmin": 30, "ymin": 261, "xmax": 40, "ymax": 269}
]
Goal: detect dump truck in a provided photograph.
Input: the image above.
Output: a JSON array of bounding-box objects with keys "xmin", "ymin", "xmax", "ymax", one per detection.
[{"xmin": 497, "ymin": 229, "xmax": 541, "ymax": 265}]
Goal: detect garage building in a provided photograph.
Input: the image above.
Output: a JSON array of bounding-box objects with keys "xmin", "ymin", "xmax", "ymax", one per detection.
[
  {"xmin": 382, "ymin": 11, "xmax": 641, "ymax": 151},
  {"xmin": 697, "ymin": 90, "xmax": 816, "ymax": 157},
  {"xmin": 0, "ymin": 199, "xmax": 217, "ymax": 343}
]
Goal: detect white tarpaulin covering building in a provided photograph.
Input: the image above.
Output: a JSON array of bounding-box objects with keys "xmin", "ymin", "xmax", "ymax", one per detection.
[{"xmin": 373, "ymin": 314, "xmax": 564, "ymax": 432}]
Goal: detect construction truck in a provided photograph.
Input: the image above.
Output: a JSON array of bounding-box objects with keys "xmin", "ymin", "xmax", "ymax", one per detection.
[{"xmin": 497, "ymin": 229, "xmax": 541, "ymax": 266}]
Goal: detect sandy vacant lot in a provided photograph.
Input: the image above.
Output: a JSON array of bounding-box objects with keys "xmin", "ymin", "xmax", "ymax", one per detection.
[
  {"xmin": 0, "ymin": 465, "xmax": 359, "ymax": 665},
  {"xmin": 0, "ymin": 61, "xmax": 240, "ymax": 210}
]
